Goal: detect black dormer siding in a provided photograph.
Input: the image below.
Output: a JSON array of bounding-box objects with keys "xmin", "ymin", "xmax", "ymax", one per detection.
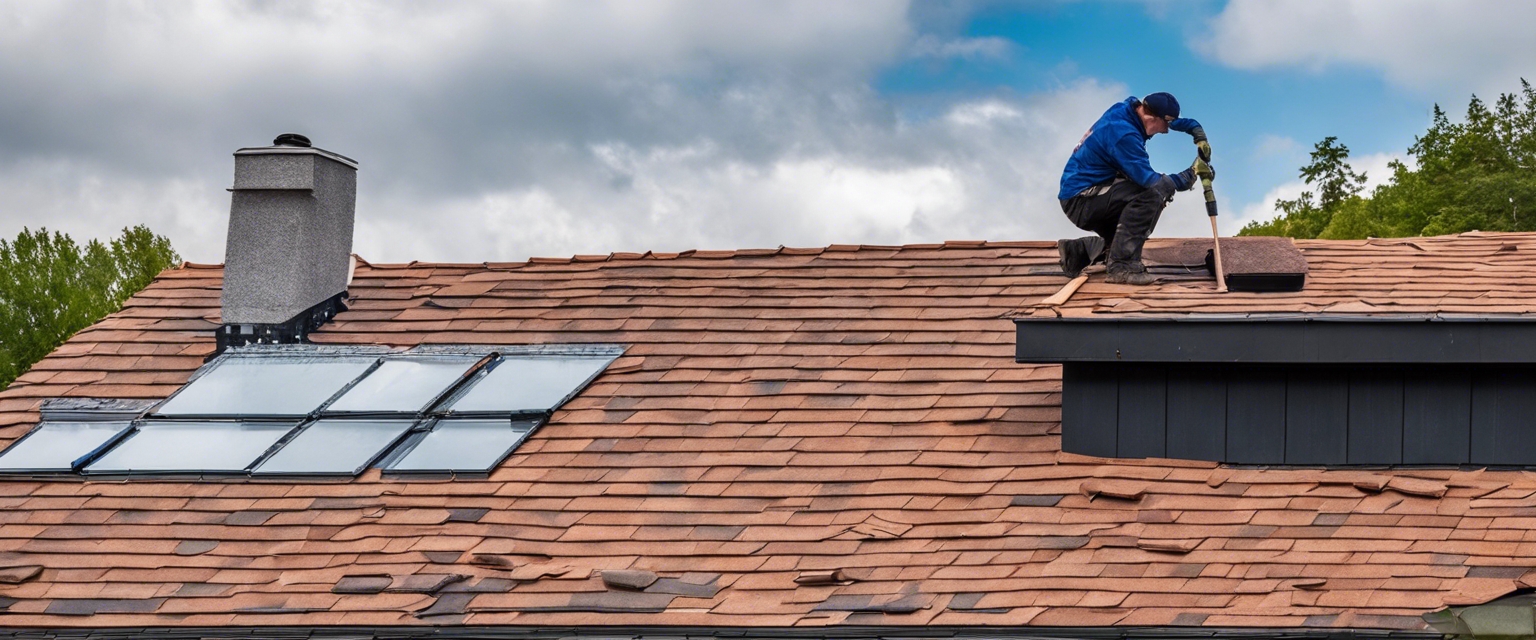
[{"xmin": 1020, "ymin": 317, "xmax": 1536, "ymax": 466}]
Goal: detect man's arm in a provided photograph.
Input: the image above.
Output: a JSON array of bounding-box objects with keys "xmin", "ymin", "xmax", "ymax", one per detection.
[{"xmin": 1111, "ymin": 134, "xmax": 1190, "ymax": 196}]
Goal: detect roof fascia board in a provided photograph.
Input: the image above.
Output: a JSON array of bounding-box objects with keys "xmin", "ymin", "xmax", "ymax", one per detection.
[
  {"xmin": 0, "ymin": 626, "xmax": 1448, "ymax": 640},
  {"xmin": 1016, "ymin": 318, "xmax": 1536, "ymax": 363}
]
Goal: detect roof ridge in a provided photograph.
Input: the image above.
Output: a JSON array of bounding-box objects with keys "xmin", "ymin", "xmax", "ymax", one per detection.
[{"xmin": 346, "ymin": 239, "xmax": 1055, "ymax": 271}]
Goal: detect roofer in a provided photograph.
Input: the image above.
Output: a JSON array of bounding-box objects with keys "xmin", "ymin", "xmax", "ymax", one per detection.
[{"xmin": 1057, "ymin": 92, "xmax": 1212, "ymax": 285}]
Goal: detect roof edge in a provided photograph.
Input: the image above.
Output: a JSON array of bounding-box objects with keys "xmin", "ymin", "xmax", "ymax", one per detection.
[{"xmin": 0, "ymin": 626, "xmax": 1445, "ymax": 640}]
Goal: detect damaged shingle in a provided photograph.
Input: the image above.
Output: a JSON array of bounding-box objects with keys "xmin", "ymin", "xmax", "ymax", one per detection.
[
  {"xmin": 176, "ymin": 583, "xmax": 230, "ymax": 597},
  {"xmin": 601, "ymin": 569, "xmax": 659, "ymax": 590},
  {"xmin": 387, "ymin": 573, "xmax": 469, "ymax": 594},
  {"xmin": 795, "ymin": 570, "xmax": 850, "ymax": 585},
  {"xmin": 422, "ymin": 551, "xmax": 462, "ymax": 564},
  {"xmin": 1080, "ymin": 479, "xmax": 1146, "ymax": 501},
  {"xmin": 483, "ymin": 591, "xmax": 677, "ymax": 613},
  {"xmin": 441, "ymin": 577, "xmax": 517, "ymax": 593},
  {"xmin": 446, "ymin": 508, "xmax": 490, "ymax": 523},
  {"xmin": 1135, "ymin": 538, "xmax": 1202, "ymax": 554},
  {"xmin": 812, "ymin": 592, "xmax": 933, "ymax": 614},
  {"xmin": 44, "ymin": 598, "xmax": 166, "ymax": 616},
  {"xmin": 0, "ymin": 565, "xmax": 41, "ymax": 584},
  {"xmin": 646, "ymin": 577, "xmax": 721, "ymax": 598},
  {"xmin": 174, "ymin": 540, "xmax": 218, "ymax": 556},
  {"xmin": 509, "ymin": 563, "xmax": 579, "ymax": 581},
  {"xmin": 332, "ymin": 575, "xmax": 393, "ymax": 595},
  {"xmin": 224, "ymin": 511, "xmax": 278, "ymax": 526},
  {"xmin": 414, "ymin": 593, "xmax": 477, "ymax": 618}
]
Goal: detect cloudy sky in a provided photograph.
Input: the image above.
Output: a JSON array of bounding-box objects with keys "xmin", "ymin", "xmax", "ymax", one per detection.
[{"xmin": 1, "ymin": 0, "xmax": 1533, "ymax": 263}]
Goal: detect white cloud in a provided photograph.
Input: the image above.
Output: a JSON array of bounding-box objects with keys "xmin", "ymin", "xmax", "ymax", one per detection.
[
  {"xmin": 359, "ymin": 79, "xmax": 1129, "ymax": 260},
  {"xmin": 909, "ymin": 35, "xmax": 1014, "ymax": 61},
  {"xmin": 0, "ymin": 0, "xmax": 1136, "ymax": 263},
  {"xmin": 1198, "ymin": 0, "xmax": 1536, "ymax": 95}
]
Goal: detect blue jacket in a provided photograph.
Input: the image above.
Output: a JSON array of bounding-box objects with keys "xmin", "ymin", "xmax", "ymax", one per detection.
[{"xmin": 1058, "ymin": 97, "xmax": 1188, "ymax": 200}]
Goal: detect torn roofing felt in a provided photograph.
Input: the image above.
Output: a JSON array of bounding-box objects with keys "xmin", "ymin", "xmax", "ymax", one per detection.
[{"xmin": 2, "ymin": 233, "xmax": 1536, "ymax": 629}]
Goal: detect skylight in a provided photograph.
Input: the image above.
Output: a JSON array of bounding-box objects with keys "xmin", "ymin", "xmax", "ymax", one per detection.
[
  {"xmin": 386, "ymin": 418, "xmax": 537, "ymax": 473},
  {"xmin": 154, "ymin": 356, "xmax": 376, "ymax": 417},
  {"xmin": 0, "ymin": 344, "xmax": 623, "ymax": 478},
  {"xmin": 446, "ymin": 356, "xmax": 614, "ymax": 414},
  {"xmin": 86, "ymin": 420, "xmax": 299, "ymax": 473},
  {"xmin": 325, "ymin": 356, "xmax": 479, "ymax": 414},
  {"xmin": 0, "ymin": 421, "xmax": 134, "ymax": 473},
  {"xmin": 253, "ymin": 418, "xmax": 417, "ymax": 475}
]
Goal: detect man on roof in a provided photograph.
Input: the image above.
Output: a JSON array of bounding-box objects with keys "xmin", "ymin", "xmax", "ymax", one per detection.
[{"xmin": 1057, "ymin": 92, "xmax": 1210, "ymax": 285}]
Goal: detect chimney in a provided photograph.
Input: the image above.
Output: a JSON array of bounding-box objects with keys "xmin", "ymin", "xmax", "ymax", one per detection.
[{"xmin": 218, "ymin": 134, "xmax": 358, "ymax": 350}]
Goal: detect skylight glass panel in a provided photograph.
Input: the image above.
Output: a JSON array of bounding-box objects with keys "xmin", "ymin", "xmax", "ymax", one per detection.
[
  {"xmin": 388, "ymin": 418, "xmax": 536, "ymax": 472},
  {"xmin": 84, "ymin": 421, "xmax": 298, "ymax": 473},
  {"xmin": 445, "ymin": 356, "xmax": 612, "ymax": 414},
  {"xmin": 0, "ymin": 421, "xmax": 133, "ymax": 472},
  {"xmin": 253, "ymin": 418, "xmax": 416, "ymax": 475},
  {"xmin": 325, "ymin": 357, "xmax": 477, "ymax": 413},
  {"xmin": 155, "ymin": 357, "xmax": 375, "ymax": 417}
]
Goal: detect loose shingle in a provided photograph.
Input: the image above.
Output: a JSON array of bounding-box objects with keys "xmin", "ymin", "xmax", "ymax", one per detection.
[
  {"xmin": 332, "ymin": 575, "xmax": 393, "ymax": 595},
  {"xmin": 0, "ymin": 565, "xmax": 41, "ymax": 584},
  {"xmin": 601, "ymin": 569, "xmax": 658, "ymax": 590},
  {"xmin": 174, "ymin": 540, "xmax": 218, "ymax": 556}
]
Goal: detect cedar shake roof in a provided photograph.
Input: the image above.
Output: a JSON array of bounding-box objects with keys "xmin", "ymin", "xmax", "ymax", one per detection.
[{"xmin": 1, "ymin": 233, "xmax": 1535, "ymax": 630}]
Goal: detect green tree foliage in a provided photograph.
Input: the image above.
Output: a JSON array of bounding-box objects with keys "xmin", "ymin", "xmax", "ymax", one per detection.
[
  {"xmin": 1241, "ymin": 80, "xmax": 1536, "ymax": 239},
  {"xmin": 0, "ymin": 226, "xmax": 179, "ymax": 390}
]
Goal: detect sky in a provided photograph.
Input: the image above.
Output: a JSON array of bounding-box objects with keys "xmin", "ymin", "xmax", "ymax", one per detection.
[{"xmin": 1, "ymin": 0, "xmax": 1534, "ymax": 264}]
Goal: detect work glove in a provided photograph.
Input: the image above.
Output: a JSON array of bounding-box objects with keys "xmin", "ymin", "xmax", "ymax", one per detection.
[
  {"xmin": 1173, "ymin": 166, "xmax": 1197, "ymax": 192},
  {"xmin": 1195, "ymin": 157, "xmax": 1215, "ymax": 182}
]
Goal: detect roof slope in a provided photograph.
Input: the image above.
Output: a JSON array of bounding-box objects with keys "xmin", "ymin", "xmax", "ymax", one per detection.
[
  {"xmin": 0, "ymin": 235, "xmax": 1534, "ymax": 630},
  {"xmin": 1032, "ymin": 232, "xmax": 1536, "ymax": 317}
]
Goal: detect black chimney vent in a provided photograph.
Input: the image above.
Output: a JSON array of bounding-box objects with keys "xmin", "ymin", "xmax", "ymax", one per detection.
[{"xmin": 273, "ymin": 133, "xmax": 312, "ymax": 148}]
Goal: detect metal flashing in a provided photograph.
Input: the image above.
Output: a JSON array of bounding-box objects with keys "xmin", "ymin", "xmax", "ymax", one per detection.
[
  {"xmin": 1016, "ymin": 317, "xmax": 1536, "ymax": 363},
  {"xmin": 216, "ymin": 291, "xmax": 350, "ymax": 353}
]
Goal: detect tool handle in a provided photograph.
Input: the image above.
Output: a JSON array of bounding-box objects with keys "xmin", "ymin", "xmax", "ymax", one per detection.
[
  {"xmin": 1201, "ymin": 179, "xmax": 1218, "ymax": 216},
  {"xmin": 1209, "ymin": 216, "xmax": 1227, "ymax": 293}
]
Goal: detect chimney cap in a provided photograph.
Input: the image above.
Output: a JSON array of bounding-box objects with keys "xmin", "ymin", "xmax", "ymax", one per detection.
[
  {"xmin": 273, "ymin": 133, "xmax": 312, "ymax": 147},
  {"xmin": 234, "ymin": 138, "xmax": 358, "ymax": 169}
]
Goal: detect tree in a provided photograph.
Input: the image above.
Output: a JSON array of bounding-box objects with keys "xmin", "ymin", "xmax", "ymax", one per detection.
[
  {"xmin": 0, "ymin": 226, "xmax": 179, "ymax": 390},
  {"xmin": 1241, "ymin": 136, "xmax": 1367, "ymax": 238},
  {"xmin": 1241, "ymin": 79, "xmax": 1536, "ymax": 240}
]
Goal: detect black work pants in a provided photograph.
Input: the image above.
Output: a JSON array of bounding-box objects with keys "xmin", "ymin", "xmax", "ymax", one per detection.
[{"xmin": 1059, "ymin": 179, "xmax": 1168, "ymax": 270}]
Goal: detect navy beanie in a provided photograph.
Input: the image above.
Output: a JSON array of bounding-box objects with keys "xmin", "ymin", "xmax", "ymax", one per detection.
[{"xmin": 1141, "ymin": 92, "xmax": 1180, "ymax": 119}]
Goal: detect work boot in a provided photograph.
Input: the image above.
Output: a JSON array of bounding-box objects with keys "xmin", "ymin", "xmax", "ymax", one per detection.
[
  {"xmin": 1057, "ymin": 236, "xmax": 1104, "ymax": 278},
  {"xmin": 1057, "ymin": 239, "xmax": 1089, "ymax": 278},
  {"xmin": 1105, "ymin": 263, "xmax": 1157, "ymax": 285}
]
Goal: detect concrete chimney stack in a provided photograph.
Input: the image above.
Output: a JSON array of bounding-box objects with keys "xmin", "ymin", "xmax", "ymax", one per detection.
[{"xmin": 219, "ymin": 134, "xmax": 357, "ymax": 349}]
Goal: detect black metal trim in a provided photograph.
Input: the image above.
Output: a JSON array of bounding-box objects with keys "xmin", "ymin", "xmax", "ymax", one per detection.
[
  {"xmin": 216, "ymin": 291, "xmax": 349, "ymax": 353},
  {"xmin": 1016, "ymin": 317, "xmax": 1536, "ymax": 363},
  {"xmin": 0, "ymin": 625, "xmax": 1449, "ymax": 640}
]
